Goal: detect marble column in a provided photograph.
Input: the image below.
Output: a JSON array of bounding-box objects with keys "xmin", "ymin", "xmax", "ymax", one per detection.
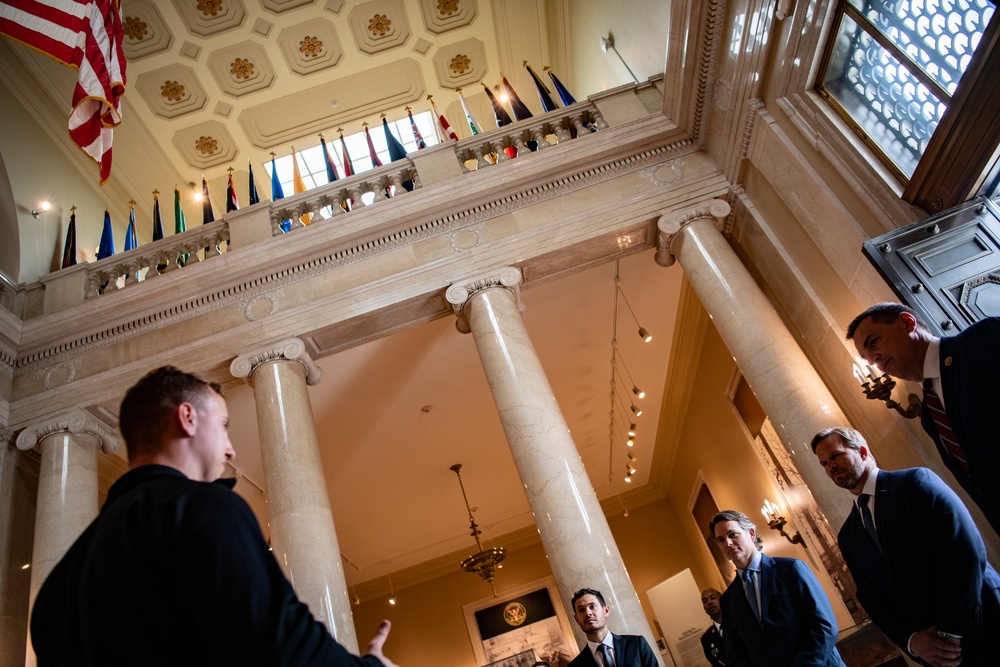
[
  {"xmin": 446, "ymin": 268, "xmax": 663, "ymax": 662},
  {"xmin": 656, "ymin": 199, "xmax": 850, "ymax": 529},
  {"xmin": 230, "ymin": 338, "xmax": 358, "ymax": 653},
  {"xmin": 16, "ymin": 410, "xmax": 118, "ymax": 667}
]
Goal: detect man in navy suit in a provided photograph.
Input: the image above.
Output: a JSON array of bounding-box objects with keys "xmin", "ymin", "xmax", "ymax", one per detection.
[
  {"xmin": 567, "ymin": 588, "xmax": 659, "ymax": 667},
  {"xmin": 847, "ymin": 303, "xmax": 1000, "ymax": 535},
  {"xmin": 699, "ymin": 588, "xmax": 727, "ymax": 667},
  {"xmin": 709, "ymin": 511, "xmax": 844, "ymax": 667},
  {"xmin": 812, "ymin": 426, "xmax": 1000, "ymax": 667}
]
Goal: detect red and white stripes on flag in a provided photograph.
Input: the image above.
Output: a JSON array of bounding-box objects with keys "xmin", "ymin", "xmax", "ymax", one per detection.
[{"xmin": 0, "ymin": 0, "xmax": 126, "ymax": 184}]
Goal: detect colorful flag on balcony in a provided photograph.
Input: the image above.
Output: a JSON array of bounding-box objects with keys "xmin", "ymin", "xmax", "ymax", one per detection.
[
  {"xmin": 502, "ymin": 76, "xmax": 533, "ymax": 121},
  {"xmin": 382, "ymin": 115, "xmax": 413, "ymax": 192},
  {"xmin": 226, "ymin": 172, "xmax": 239, "ymax": 212},
  {"xmin": 270, "ymin": 155, "xmax": 290, "ymax": 233},
  {"xmin": 96, "ymin": 210, "xmax": 114, "ymax": 260},
  {"xmin": 201, "ymin": 177, "xmax": 215, "ymax": 224},
  {"xmin": 1, "ymin": 0, "xmax": 127, "ymax": 184},
  {"xmin": 61, "ymin": 207, "xmax": 78, "ymax": 268},
  {"xmin": 406, "ymin": 107, "xmax": 427, "ymax": 149},
  {"xmin": 428, "ymin": 96, "xmax": 459, "ymax": 142},
  {"xmin": 525, "ymin": 62, "xmax": 558, "ymax": 112},
  {"xmin": 292, "ymin": 148, "xmax": 311, "ymax": 226},
  {"xmin": 152, "ymin": 190, "xmax": 166, "ymax": 271},
  {"xmin": 545, "ymin": 66, "xmax": 576, "ymax": 106},
  {"xmin": 338, "ymin": 128, "xmax": 355, "ymax": 177},
  {"xmin": 248, "ymin": 161, "xmax": 260, "ymax": 205},
  {"xmin": 457, "ymin": 88, "xmax": 481, "ymax": 137},
  {"xmin": 482, "ymin": 84, "xmax": 513, "ymax": 127},
  {"xmin": 320, "ymin": 134, "xmax": 340, "ymax": 183},
  {"xmin": 363, "ymin": 123, "xmax": 383, "ymax": 168},
  {"xmin": 174, "ymin": 187, "xmax": 188, "ymax": 267},
  {"xmin": 152, "ymin": 190, "xmax": 164, "ymax": 242},
  {"xmin": 124, "ymin": 203, "xmax": 137, "ymax": 251}
]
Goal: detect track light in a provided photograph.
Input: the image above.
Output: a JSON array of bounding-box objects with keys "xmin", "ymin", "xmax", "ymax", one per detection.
[
  {"xmin": 617, "ymin": 284, "xmax": 651, "ymax": 343},
  {"xmin": 630, "ymin": 403, "xmax": 642, "ymax": 416},
  {"xmin": 626, "ymin": 436, "xmax": 635, "ymax": 447},
  {"xmin": 628, "ymin": 423, "xmax": 636, "ymax": 437},
  {"xmin": 387, "ymin": 568, "xmax": 396, "ymax": 605},
  {"xmin": 638, "ymin": 327, "xmax": 651, "ymax": 342},
  {"xmin": 624, "ymin": 472, "xmax": 632, "ymax": 483},
  {"xmin": 628, "ymin": 466, "xmax": 637, "ymax": 476},
  {"xmin": 632, "ymin": 385, "xmax": 645, "ymax": 399}
]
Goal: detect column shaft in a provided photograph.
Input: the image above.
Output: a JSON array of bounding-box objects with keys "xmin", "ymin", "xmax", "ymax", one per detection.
[
  {"xmin": 460, "ymin": 280, "xmax": 663, "ymax": 662},
  {"xmin": 246, "ymin": 357, "xmax": 358, "ymax": 653},
  {"xmin": 670, "ymin": 217, "xmax": 849, "ymax": 529}
]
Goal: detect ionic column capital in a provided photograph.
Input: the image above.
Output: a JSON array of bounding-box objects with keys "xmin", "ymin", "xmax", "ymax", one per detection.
[
  {"xmin": 230, "ymin": 337, "xmax": 323, "ymax": 386},
  {"xmin": 655, "ymin": 199, "xmax": 732, "ymax": 266},
  {"xmin": 445, "ymin": 266, "xmax": 524, "ymax": 334},
  {"xmin": 15, "ymin": 409, "xmax": 118, "ymax": 454}
]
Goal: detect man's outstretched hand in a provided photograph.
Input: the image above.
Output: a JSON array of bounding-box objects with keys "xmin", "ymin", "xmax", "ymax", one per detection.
[{"xmin": 365, "ymin": 619, "xmax": 399, "ymax": 667}]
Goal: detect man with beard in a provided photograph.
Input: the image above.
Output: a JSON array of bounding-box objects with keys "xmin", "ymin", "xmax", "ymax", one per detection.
[
  {"xmin": 567, "ymin": 588, "xmax": 658, "ymax": 667},
  {"xmin": 811, "ymin": 427, "xmax": 1000, "ymax": 667},
  {"xmin": 699, "ymin": 588, "xmax": 727, "ymax": 667}
]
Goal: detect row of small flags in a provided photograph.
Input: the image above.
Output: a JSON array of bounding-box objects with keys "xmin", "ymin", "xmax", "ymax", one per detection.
[{"xmin": 62, "ymin": 63, "xmax": 579, "ymax": 268}]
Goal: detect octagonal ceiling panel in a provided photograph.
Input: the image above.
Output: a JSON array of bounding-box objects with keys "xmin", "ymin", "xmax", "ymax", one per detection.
[
  {"xmin": 239, "ymin": 58, "xmax": 424, "ymax": 148},
  {"xmin": 135, "ymin": 65, "xmax": 207, "ymax": 119},
  {"xmin": 277, "ymin": 19, "xmax": 344, "ymax": 76},
  {"xmin": 207, "ymin": 41, "xmax": 276, "ymax": 98},
  {"xmin": 417, "ymin": 0, "xmax": 478, "ymax": 35},
  {"xmin": 121, "ymin": 1, "xmax": 172, "ymax": 60},
  {"xmin": 171, "ymin": 0, "xmax": 246, "ymax": 37},
  {"xmin": 348, "ymin": 0, "xmax": 411, "ymax": 55},
  {"xmin": 173, "ymin": 121, "xmax": 239, "ymax": 170},
  {"xmin": 432, "ymin": 38, "xmax": 488, "ymax": 89},
  {"xmin": 260, "ymin": 0, "xmax": 317, "ymax": 12}
]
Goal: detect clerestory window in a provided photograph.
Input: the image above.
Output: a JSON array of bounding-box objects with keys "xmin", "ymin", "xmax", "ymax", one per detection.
[{"xmin": 817, "ymin": 0, "xmax": 1000, "ymax": 211}]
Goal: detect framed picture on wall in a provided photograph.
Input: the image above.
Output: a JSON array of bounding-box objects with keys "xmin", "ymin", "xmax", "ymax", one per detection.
[{"xmin": 463, "ymin": 576, "xmax": 577, "ymax": 667}]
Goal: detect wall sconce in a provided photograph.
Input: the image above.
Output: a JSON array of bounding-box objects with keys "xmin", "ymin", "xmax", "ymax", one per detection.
[
  {"xmin": 761, "ymin": 499, "xmax": 805, "ymax": 548},
  {"xmin": 31, "ymin": 200, "xmax": 52, "ymax": 218},
  {"xmin": 852, "ymin": 358, "xmax": 921, "ymax": 419}
]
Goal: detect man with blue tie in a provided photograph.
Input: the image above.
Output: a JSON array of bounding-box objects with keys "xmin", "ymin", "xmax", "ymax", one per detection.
[
  {"xmin": 710, "ymin": 511, "xmax": 844, "ymax": 667},
  {"xmin": 811, "ymin": 426, "xmax": 1000, "ymax": 667},
  {"xmin": 847, "ymin": 303, "xmax": 1000, "ymax": 536},
  {"xmin": 567, "ymin": 588, "xmax": 659, "ymax": 667}
]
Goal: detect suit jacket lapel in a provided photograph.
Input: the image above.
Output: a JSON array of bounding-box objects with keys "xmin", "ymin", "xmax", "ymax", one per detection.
[
  {"xmin": 612, "ymin": 634, "xmax": 624, "ymax": 665},
  {"xmin": 759, "ymin": 554, "xmax": 774, "ymax": 624}
]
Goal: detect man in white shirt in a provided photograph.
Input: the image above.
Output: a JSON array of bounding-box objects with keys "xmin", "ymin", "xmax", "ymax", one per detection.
[
  {"xmin": 811, "ymin": 426, "xmax": 999, "ymax": 667},
  {"xmin": 567, "ymin": 588, "xmax": 658, "ymax": 667},
  {"xmin": 847, "ymin": 302, "xmax": 1000, "ymax": 535}
]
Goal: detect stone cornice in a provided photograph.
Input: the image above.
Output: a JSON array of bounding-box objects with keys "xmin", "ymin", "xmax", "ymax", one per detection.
[
  {"xmin": 230, "ymin": 337, "xmax": 323, "ymax": 386},
  {"xmin": 14, "ymin": 121, "xmax": 695, "ymax": 377},
  {"xmin": 445, "ymin": 267, "xmax": 523, "ymax": 334},
  {"xmin": 655, "ymin": 199, "xmax": 733, "ymax": 266},
  {"xmin": 15, "ymin": 409, "xmax": 119, "ymax": 454}
]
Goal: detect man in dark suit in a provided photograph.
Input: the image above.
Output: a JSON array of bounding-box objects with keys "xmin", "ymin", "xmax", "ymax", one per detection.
[
  {"xmin": 709, "ymin": 511, "xmax": 844, "ymax": 667},
  {"xmin": 847, "ymin": 303, "xmax": 1000, "ymax": 535},
  {"xmin": 812, "ymin": 426, "xmax": 1000, "ymax": 667},
  {"xmin": 567, "ymin": 588, "xmax": 659, "ymax": 667},
  {"xmin": 699, "ymin": 588, "xmax": 727, "ymax": 667}
]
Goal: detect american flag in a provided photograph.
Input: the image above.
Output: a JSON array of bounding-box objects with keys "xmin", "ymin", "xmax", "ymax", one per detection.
[{"xmin": 0, "ymin": 0, "xmax": 126, "ymax": 184}]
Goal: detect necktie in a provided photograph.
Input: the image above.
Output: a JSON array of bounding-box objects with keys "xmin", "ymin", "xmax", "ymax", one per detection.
[
  {"xmin": 922, "ymin": 380, "xmax": 970, "ymax": 475},
  {"xmin": 857, "ymin": 493, "xmax": 881, "ymax": 553},
  {"xmin": 742, "ymin": 569, "xmax": 760, "ymax": 621},
  {"xmin": 597, "ymin": 643, "xmax": 615, "ymax": 667}
]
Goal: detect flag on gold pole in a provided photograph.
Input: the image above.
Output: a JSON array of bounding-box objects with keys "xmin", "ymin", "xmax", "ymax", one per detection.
[{"xmin": 291, "ymin": 147, "xmax": 311, "ymax": 226}]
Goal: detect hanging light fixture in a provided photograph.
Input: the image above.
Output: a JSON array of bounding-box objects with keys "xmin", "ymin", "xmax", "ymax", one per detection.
[
  {"xmin": 450, "ymin": 464, "xmax": 506, "ymax": 596},
  {"xmin": 387, "ymin": 569, "xmax": 396, "ymax": 605},
  {"xmin": 617, "ymin": 280, "xmax": 652, "ymax": 342}
]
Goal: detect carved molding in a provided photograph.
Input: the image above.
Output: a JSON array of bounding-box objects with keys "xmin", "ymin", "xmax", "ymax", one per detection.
[
  {"xmin": 16, "ymin": 131, "xmax": 695, "ymax": 379},
  {"xmin": 15, "ymin": 409, "xmax": 119, "ymax": 454},
  {"xmin": 445, "ymin": 266, "xmax": 523, "ymax": 334},
  {"xmin": 230, "ymin": 337, "xmax": 323, "ymax": 386},
  {"xmin": 740, "ymin": 98, "xmax": 766, "ymax": 162},
  {"xmin": 655, "ymin": 199, "xmax": 733, "ymax": 266}
]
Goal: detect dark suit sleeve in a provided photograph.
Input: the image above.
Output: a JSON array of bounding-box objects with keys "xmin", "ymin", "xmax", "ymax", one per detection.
[
  {"xmin": 175, "ymin": 486, "xmax": 381, "ymax": 667},
  {"xmin": 910, "ymin": 468, "xmax": 988, "ymax": 637},
  {"xmin": 634, "ymin": 635, "xmax": 659, "ymax": 667},
  {"xmin": 838, "ymin": 535, "xmax": 912, "ymax": 652},
  {"xmin": 720, "ymin": 591, "xmax": 751, "ymax": 667},
  {"xmin": 788, "ymin": 559, "xmax": 840, "ymax": 667}
]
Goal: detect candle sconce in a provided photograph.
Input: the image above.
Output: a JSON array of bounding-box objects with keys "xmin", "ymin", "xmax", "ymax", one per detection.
[
  {"xmin": 852, "ymin": 360, "xmax": 921, "ymax": 419},
  {"xmin": 761, "ymin": 499, "xmax": 805, "ymax": 548}
]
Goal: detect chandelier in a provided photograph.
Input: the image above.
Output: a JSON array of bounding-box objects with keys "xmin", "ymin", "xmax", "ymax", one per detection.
[{"xmin": 450, "ymin": 463, "xmax": 506, "ymax": 595}]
